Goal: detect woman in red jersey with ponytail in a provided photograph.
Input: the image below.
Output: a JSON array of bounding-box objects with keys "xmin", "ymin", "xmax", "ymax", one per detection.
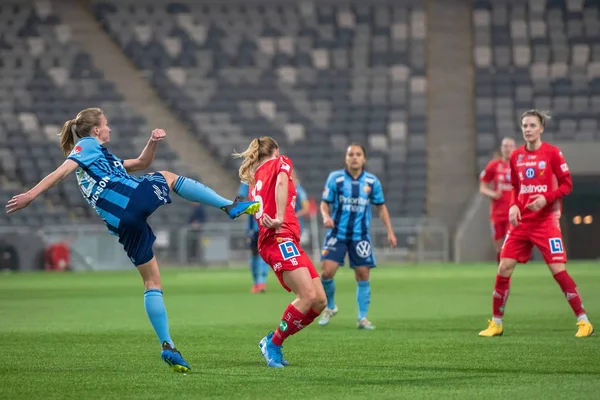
[{"xmin": 233, "ymin": 136, "xmax": 326, "ymax": 368}]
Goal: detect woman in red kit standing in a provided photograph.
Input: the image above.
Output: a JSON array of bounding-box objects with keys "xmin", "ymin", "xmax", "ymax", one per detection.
[
  {"xmin": 479, "ymin": 110, "xmax": 593, "ymax": 338},
  {"xmin": 480, "ymin": 137, "xmax": 516, "ymax": 262}
]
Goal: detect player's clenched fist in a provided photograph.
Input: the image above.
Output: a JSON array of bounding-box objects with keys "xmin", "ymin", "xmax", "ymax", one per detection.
[{"xmin": 151, "ymin": 129, "xmax": 166, "ymax": 142}]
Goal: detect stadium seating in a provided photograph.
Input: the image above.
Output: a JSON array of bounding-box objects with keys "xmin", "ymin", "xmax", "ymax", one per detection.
[
  {"xmin": 93, "ymin": 0, "xmax": 429, "ymax": 217},
  {"xmin": 0, "ymin": 0, "xmax": 192, "ymax": 227},
  {"xmin": 473, "ymin": 0, "xmax": 600, "ymax": 171}
]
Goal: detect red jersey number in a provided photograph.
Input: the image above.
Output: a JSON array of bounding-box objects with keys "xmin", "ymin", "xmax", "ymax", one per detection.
[
  {"xmin": 251, "ymin": 156, "xmax": 301, "ymax": 246},
  {"xmin": 251, "ymin": 180, "xmax": 265, "ymax": 221}
]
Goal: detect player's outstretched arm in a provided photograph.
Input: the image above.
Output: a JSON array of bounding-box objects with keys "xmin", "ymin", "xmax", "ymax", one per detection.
[
  {"xmin": 376, "ymin": 204, "xmax": 397, "ymax": 248},
  {"xmin": 5, "ymin": 159, "xmax": 79, "ymax": 214},
  {"xmin": 124, "ymin": 129, "xmax": 165, "ymax": 172}
]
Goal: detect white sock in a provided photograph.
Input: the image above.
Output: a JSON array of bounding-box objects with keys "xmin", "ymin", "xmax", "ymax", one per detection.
[
  {"xmin": 492, "ymin": 317, "xmax": 503, "ymax": 325},
  {"xmin": 577, "ymin": 314, "xmax": 589, "ymax": 323}
]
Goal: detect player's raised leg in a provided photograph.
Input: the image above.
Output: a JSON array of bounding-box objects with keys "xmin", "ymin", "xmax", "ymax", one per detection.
[
  {"xmin": 137, "ymin": 257, "xmax": 190, "ymax": 372},
  {"xmin": 479, "ymin": 257, "xmax": 517, "ymax": 337},
  {"xmin": 159, "ymin": 170, "xmax": 259, "ymax": 219}
]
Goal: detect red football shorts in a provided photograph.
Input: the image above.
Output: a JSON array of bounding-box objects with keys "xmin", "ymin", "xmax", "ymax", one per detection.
[
  {"xmin": 259, "ymin": 234, "xmax": 319, "ymax": 292},
  {"xmin": 491, "ymin": 219, "xmax": 510, "ymax": 241},
  {"xmin": 500, "ymin": 219, "xmax": 567, "ymax": 264}
]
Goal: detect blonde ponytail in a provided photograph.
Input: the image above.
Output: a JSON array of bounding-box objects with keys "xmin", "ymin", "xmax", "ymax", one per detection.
[
  {"xmin": 233, "ymin": 139, "xmax": 261, "ymax": 185},
  {"xmin": 59, "ymin": 119, "xmax": 78, "ymax": 155},
  {"xmin": 58, "ymin": 107, "xmax": 104, "ymax": 155},
  {"xmin": 232, "ymin": 136, "xmax": 280, "ymax": 185}
]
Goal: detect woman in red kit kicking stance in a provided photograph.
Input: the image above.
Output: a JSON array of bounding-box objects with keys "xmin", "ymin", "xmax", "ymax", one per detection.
[
  {"xmin": 233, "ymin": 136, "xmax": 326, "ymax": 368},
  {"xmin": 479, "ymin": 110, "xmax": 593, "ymax": 338}
]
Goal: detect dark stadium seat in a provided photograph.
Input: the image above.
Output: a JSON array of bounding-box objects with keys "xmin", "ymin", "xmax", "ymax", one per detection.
[
  {"xmin": 93, "ymin": 0, "xmax": 428, "ymax": 217},
  {"xmin": 0, "ymin": 0, "xmax": 193, "ymax": 226},
  {"xmin": 473, "ymin": 0, "xmax": 600, "ymax": 171}
]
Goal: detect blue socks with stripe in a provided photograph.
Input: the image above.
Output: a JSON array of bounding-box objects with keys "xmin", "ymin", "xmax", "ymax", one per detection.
[
  {"xmin": 357, "ymin": 280, "xmax": 371, "ymax": 321},
  {"xmin": 144, "ymin": 289, "xmax": 174, "ymax": 347},
  {"xmin": 173, "ymin": 176, "xmax": 232, "ymax": 209},
  {"xmin": 322, "ymin": 278, "xmax": 336, "ymax": 309}
]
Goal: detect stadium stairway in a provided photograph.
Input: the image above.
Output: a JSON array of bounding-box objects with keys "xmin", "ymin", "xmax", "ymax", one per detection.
[
  {"xmin": 53, "ymin": 0, "xmax": 239, "ymax": 196},
  {"xmin": 426, "ymin": 0, "xmax": 477, "ymax": 238}
]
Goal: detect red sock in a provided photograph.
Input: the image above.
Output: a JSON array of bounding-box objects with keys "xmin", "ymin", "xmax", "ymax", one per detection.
[
  {"xmin": 272, "ymin": 304, "xmax": 307, "ymax": 346},
  {"xmin": 300, "ymin": 308, "xmax": 321, "ymax": 328},
  {"xmin": 492, "ymin": 275, "xmax": 511, "ymax": 318},
  {"xmin": 553, "ymin": 270, "xmax": 586, "ymax": 317}
]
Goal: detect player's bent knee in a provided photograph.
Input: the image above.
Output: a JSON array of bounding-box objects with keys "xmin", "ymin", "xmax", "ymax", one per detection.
[
  {"xmin": 299, "ymin": 288, "xmax": 318, "ymax": 306},
  {"xmin": 320, "ymin": 262, "xmax": 337, "ymax": 280},
  {"xmin": 313, "ymin": 293, "xmax": 327, "ymax": 313},
  {"xmin": 321, "ymin": 270, "xmax": 334, "ymax": 280}
]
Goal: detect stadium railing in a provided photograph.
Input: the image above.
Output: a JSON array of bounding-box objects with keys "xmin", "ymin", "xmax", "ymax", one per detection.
[{"xmin": 0, "ymin": 217, "xmax": 449, "ymax": 271}]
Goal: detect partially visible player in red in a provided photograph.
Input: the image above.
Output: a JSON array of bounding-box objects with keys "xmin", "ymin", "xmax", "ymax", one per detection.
[
  {"xmin": 479, "ymin": 137, "xmax": 516, "ymax": 262},
  {"xmin": 479, "ymin": 110, "xmax": 594, "ymax": 338},
  {"xmin": 233, "ymin": 136, "xmax": 326, "ymax": 368}
]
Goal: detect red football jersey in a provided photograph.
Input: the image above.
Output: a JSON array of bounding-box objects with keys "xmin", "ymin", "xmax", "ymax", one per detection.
[
  {"xmin": 480, "ymin": 159, "xmax": 512, "ymax": 221},
  {"xmin": 250, "ymin": 156, "xmax": 300, "ymax": 248},
  {"xmin": 509, "ymin": 142, "xmax": 572, "ymax": 223}
]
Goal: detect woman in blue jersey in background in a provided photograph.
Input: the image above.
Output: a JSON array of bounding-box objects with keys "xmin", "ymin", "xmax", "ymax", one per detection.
[
  {"xmin": 318, "ymin": 144, "xmax": 397, "ymax": 329},
  {"xmin": 5, "ymin": 107, "xmax": 259, "ymax": 372},
  {"xmin": 238, "ymin": 169, "xmax": 309, "ymax": 293}
]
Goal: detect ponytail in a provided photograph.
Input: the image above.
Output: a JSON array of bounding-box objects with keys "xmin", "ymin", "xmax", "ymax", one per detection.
[
  {"xmin": 59, "ymin": 119, "xmax": 78, "ymax": 155},
  {"xmin": 232, "ymin": 136, "xmax": 280, "ymax": 185},
  {"xmin": 58, "ymin": 107, "xmax": 104, "ymax": 155}
]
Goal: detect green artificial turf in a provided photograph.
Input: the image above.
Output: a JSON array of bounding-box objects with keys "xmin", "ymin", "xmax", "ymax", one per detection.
[{"xmin": 0, "ymin": 263, "xmax": 598, "ymax": 399}]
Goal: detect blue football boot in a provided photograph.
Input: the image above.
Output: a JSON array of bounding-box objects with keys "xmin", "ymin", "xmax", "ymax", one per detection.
[
  {"xmin": 258, "ymin": 332, "xmax": 290, "ymax": 368},
  {"xmin": 161, "ymin": 341, "xmax": 191, "ymax": 373},
  {"xmin": 259, "ymin": 332, "xmax": 286, "ymax": 368},
  {"xmin": 221, "ymin": 196, "xmax": 260, "ymax": 219}
]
